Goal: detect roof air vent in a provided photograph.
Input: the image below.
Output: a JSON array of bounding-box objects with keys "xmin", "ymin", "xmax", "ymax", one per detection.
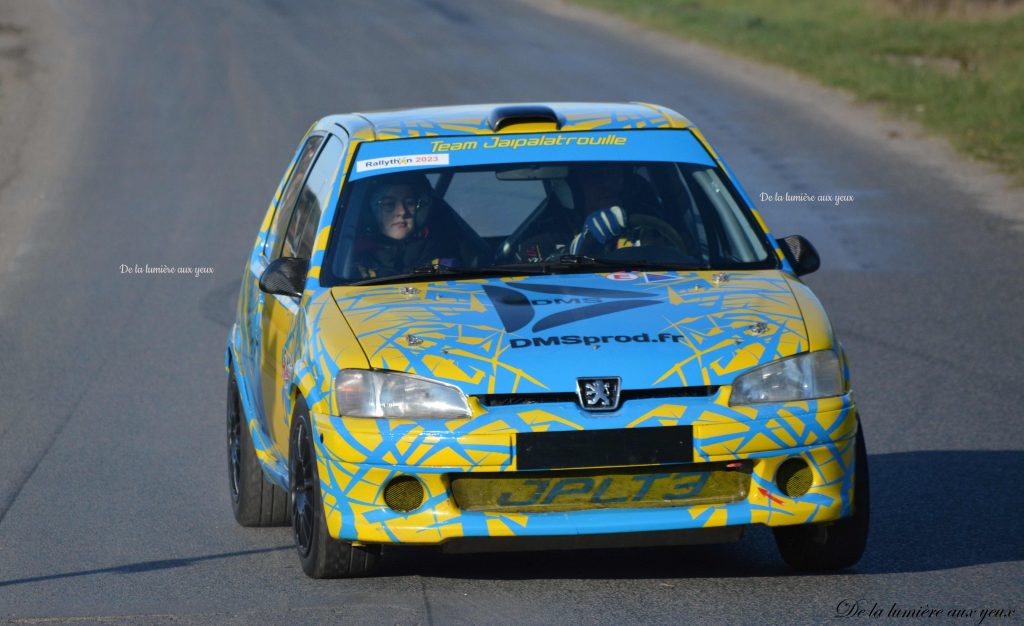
[{"xmin": 488, "ymin": 105, "xmax": 563, "ymax": 131}]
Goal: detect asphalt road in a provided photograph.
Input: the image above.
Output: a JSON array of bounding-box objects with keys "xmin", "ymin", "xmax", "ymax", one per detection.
[{"xmin": 0, "ymin": 0, "xmax": 1021, "ymax": 623}]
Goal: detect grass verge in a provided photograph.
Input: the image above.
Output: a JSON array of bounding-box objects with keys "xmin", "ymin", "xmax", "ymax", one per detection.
[{"xmin": 571, "ymin": 0, "xmax": 1024, "ymax": 181}]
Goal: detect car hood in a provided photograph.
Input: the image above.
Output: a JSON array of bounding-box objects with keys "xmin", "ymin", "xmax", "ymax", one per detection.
[{"xmin": 330, "ymin": 271, "xmax": 809, "ymax": 396}]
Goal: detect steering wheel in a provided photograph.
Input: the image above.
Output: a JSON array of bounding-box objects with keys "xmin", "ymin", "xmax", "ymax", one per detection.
[
  {"xmin": 576, "ymin": 213, "xmax": 689, "ymax": 256},
  {"xmin": 620, "ymin": 214, "xmax": 688, "ymax": 249}
]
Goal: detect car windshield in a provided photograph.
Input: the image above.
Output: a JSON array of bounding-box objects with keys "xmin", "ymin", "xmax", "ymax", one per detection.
[{"xmin": 321, "ymin": 130, "xmax": 775, "ymax": 285}]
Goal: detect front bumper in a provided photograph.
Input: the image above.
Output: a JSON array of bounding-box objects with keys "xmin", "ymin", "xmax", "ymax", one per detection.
[{"xmin": 310, "ymin": 392, "xmax": 859, "ymax": 544}]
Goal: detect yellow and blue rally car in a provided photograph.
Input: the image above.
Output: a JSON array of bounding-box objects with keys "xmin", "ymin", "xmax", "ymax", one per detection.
[{"xmin": 226, "ymin": 103, "xmax": 868, "ymax": 578}]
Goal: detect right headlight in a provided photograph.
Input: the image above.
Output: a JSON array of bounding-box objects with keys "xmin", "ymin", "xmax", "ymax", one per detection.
[
  {"xmin": 334, "ymin": 369, "xmax": 472, "ymax": 419},
  {"xmin": 730, "ymin": 350, "xmax": 844, "ymax": 406}
]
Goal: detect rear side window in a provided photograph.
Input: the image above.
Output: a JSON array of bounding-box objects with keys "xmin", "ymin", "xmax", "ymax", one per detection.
[
  {"xmin": 282, "ymin": 135, "xmax": 345, "ymax": 260},
  {"xmin": 268, "ymin": 135, "xmax": 324, "ymax": 256}
]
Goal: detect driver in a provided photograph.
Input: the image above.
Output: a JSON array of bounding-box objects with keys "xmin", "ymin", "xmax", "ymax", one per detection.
[
  {"xmin": 353, "ymin": 173, "xmax": 457, "ymax": 278},
  {"xmin": 513, "ymin": 164, "xmax": 658, "ymax": 262},
  {"xmin": 567, "ymin": 164, "xmax": 660, "ymax": 255},
  {"xmin": 578, "ymin": 164, "xmax": 632, "ymax": 214}
]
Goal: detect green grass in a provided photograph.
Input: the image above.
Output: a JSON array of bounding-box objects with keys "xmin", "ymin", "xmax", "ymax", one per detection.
[{"xmin": 573, "ymin": 0, "xmax": 1024, "ymax": 180}]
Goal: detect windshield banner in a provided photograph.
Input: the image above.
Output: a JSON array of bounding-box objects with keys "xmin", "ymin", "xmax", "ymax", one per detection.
[{"xmin": 350, "ymin": 130, "xmax": 714, "ymax": 180}]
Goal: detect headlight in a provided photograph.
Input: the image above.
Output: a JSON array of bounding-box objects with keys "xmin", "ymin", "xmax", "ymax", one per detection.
[
  {"xmin": 730, "ymin": 351, "xmax": 844, "ymax": 405},
  {"xmin": 334, "ymin": 369, "xmax": 472, "ymax": 419}
]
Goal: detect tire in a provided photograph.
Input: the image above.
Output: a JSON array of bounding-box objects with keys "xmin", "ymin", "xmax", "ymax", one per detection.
[
  {"xmin": 227, "ymin": 364, "xmax": 290, "ymax": 527},
  {"xmin": 289, "ymin": 397, "xmax": 381, "ymax": 578},
  {"xmin": 773, "ymin": 419, "xmax": 869, "ymax": 571}
]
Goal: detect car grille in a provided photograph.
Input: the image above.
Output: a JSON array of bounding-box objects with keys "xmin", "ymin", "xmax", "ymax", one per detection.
[
  {"xmin": 474, "ymin": 385, "xmax": 719, "ymax": 407},
  {"xmin": 449, "ymin": 461, "xmax": 752, "ymax": 513}
]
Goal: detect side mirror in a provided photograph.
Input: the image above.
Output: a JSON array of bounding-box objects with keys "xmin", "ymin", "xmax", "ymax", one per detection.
[
  {"xmin": 777, "ymin": 235, "xmax": 820, "ymax": 277},
  {"xmin": 259, "ymin": 257, "xmax": 308, "ymax": 298}
]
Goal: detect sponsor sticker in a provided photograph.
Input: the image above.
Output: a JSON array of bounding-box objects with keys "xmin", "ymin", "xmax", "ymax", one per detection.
[
  {"xmin": 643, "ymin": 272, "xmax": 677, "ymax": 283},
  {"xmin": 509, "ymin": 333, "xmax": 686, "ymax": 349},
  {"xmin": 482, "ymin": 283, "xmax": 660, "ymax": 333},
  {"xmin": 348, "ymin": 130, "xmax": 716, "ymax": 181},
  {"xmin": 355, "ymin": 153, "xmax": 449, "ymax": 173},
  {"xmin": 606, "ymin": 272, "xmax": 638, "ymax": 281}
]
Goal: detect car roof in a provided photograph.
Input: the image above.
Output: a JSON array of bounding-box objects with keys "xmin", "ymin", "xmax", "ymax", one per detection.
[{"xmin": 315, "ymin": 102, "xmax": 693, "ymax": 141}]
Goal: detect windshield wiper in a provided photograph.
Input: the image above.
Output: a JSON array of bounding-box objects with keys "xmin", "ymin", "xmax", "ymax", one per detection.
[
  {"xmin": 350, "ymin": 263, "xmax": 550, "ymax": 286},
  {"xmin": 553, "ymin": 255, "xmax": 711, "ymax": 272}
]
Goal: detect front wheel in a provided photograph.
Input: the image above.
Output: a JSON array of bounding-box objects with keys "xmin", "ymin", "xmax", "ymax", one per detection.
[
  {"xmin": 289, "ymin": 398, "xmax": 381, "ymax": 578},
  {"xmin": 773, "ymin": 419, "xmax": 870, "ymax": 571}
]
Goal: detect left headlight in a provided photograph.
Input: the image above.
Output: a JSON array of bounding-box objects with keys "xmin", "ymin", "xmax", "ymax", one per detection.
[
  {"xmin": 334, "ymin": 369, "xmax": 472, "ymax": 419},
  {"xmin": 730, "ymin": 351, "xmax": 844, "ymax": 406}
]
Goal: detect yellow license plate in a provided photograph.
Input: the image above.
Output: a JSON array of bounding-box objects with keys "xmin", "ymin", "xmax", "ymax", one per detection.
[{"xmin": 450, "ymin": 462, "xmax": 751, "ymax": 513}]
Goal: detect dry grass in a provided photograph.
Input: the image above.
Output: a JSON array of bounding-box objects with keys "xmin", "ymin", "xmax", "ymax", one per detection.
[
  {"xmin": 876, "ymin": 0, "xmax": 1024, "ymax": 17},
  {"xmin": 574, "ymin": 0, "xmax": 1024, "ymax": 181}
]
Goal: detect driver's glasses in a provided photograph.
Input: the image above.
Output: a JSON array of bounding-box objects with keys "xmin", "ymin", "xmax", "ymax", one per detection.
[{"xmin": 377, "ymin": 196, "xmax": 425, "ymax": 214}]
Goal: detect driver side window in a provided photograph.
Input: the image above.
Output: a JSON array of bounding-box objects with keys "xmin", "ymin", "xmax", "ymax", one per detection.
[
  {"xmin": 268, "ymin": 135, "xmax": 324, "ymax": 258},
  {"xmin": 281, "ymin": 135, "xmax": 345, "ymax": 261}
]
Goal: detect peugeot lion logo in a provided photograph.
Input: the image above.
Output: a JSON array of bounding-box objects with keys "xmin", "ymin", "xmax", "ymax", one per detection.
[{"xmin": 576, "ymin": 377, "xmax": 622, "ymax": 411}]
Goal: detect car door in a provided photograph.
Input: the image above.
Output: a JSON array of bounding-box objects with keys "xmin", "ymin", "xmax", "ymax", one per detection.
[
  {"xmin": 259, "ymin": 133, "xmax": 346, "ymax": 454},
  {"xmin": 238, "ymin": 133, "xmax": 323, "ymax": 440}
]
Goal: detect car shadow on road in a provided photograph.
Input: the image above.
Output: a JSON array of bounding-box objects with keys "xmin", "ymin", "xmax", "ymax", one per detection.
[
  {"xmin": 382, "ymin": 450, "xmax": 1023, "ymax": 580},
  {"xmin": 0, "ymin": 546, "xmax": 292, "ymax": 589},
  {"xmin": 1, "ymin": 451, "xmax": 1016, "ymax": 585},
  {"xmin": 857, "ymin": 449, "xmax": 1023, "ymax": 575}
]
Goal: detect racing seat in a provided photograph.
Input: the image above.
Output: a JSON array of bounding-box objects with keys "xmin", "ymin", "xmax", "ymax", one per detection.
[{"xmin": 424, "ymin": 196, "xmax": 492, "ymax": 267}]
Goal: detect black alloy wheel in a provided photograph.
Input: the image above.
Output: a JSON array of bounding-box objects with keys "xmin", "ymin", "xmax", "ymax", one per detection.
[
  {"xmin": 227, "ymin": 379, "xmax": 243, "ymax": 503},
  {"xmin": 288, "ymin": 399, "xmax": 381, "ymax": 578},
  {"xmin": 773, "ymin": 419, "xmax": 870, "ymax": 571},
  {"xmin": 290, "ymin": 418, "xmax": 316, "ymax": 558}
]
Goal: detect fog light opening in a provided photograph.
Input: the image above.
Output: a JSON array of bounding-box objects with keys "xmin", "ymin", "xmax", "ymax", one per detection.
[
  {"xmin": 776, "ymin": 458, "xmax": 812, "ymax": 498},
  {"xmin": 383, "ymin": 475, "xmax": 425, "ymax": 513}
]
